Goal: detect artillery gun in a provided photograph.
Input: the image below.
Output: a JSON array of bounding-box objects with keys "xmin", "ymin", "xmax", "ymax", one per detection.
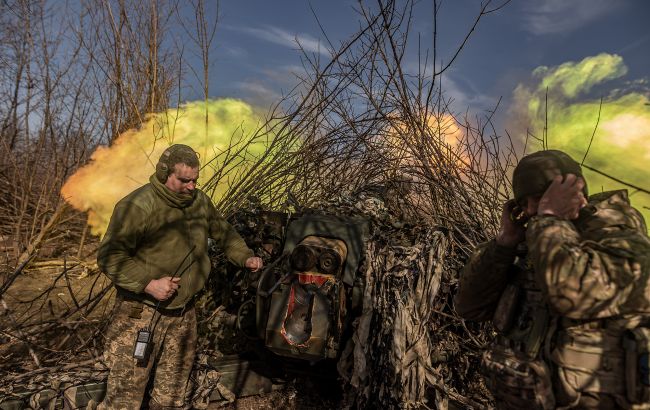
[{"xmin": 252, "ymin": 212, "xmax": 369, "ymax": 362}]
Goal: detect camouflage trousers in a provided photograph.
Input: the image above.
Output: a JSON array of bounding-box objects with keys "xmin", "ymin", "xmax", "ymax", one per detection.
[{"xmin": 98, "ymin": 297, "xmax": 197, "ymax": 410}]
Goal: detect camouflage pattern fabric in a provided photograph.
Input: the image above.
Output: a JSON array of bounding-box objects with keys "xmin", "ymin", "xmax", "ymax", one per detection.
[
  {"xmin": 455, "ymin": 190, "xmax": 650, "ymax": 409},
  {"xmin": 481, "ymin": 345, "xmax": 555, "ymax": 410},
  {"xmin": 98, "ymin": 298, "xmax": 197, "ymax": 409},
  {"xmin": 526, "ymin": 190, "xmax": 650, "ymax": 319}
]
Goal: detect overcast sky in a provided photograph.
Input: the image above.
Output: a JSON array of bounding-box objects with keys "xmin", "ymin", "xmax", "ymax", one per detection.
[{"xmin": 186, "ymin": 0, "xmax": 649, "ymax": 130}]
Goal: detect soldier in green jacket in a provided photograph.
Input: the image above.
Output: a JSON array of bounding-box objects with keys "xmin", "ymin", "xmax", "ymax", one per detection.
[
  {"xmin": 455, "ymin": 150, "xmax": 650, "ymax": 409},
  {"xmin": 96, "ymin": 144, "xmax": 263, "ymax": 409}
]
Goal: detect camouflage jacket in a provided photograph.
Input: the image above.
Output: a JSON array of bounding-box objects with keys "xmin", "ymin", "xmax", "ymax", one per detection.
[
  {"xmin": 455, "ymin": 189, "xmax": 650, "ymax": 323},
  {"xmin": 98, "ymin": 174, "xmax": 253, "ymax": 309}
]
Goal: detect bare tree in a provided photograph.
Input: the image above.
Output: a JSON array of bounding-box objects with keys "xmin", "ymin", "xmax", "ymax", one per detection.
[
  {"xmin": 177, "ymin": 0, "xmax": 219, "ymax": 160},
  {"xmin": 79, "ymin": 0, "xmax": 181, "ymax": 144}
]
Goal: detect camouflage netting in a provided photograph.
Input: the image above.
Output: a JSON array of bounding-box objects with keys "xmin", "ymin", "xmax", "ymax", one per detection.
[
  {"xmin": 159, "ymin": 184, "xmax": 498, "ymax": 410},
  {"xmin": 195, "ymin": 190, "xmax": 497, "ymax": 409},
  {"xmin": 320, "ymin": 193, "xmax": 495, "ymax": 409}
]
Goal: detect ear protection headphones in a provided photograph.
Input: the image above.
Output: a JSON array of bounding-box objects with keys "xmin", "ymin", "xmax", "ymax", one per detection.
[
  {"xmin": 155, "ymin": 144, "xmax": 201, "ymax": 183},
  {"xmin": 155, "ymin": 149, "xmax": 173, "ymax": 183}
]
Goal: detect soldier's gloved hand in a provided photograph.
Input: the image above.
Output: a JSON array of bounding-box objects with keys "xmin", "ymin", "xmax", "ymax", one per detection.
[
  {"xmin": 144, "ymin": 277, "xmax": 181, "ymax": 301},
  {"xmin": 245, "ymin": 256, "xmax": 263, "ymax": 272},
  {"xmin": 537, "ymin": 174, "xmax": 587, "ymax": 220},
  {"xmin": 496, "ymin": 199, "xmax": 526, "ymax": 248}
]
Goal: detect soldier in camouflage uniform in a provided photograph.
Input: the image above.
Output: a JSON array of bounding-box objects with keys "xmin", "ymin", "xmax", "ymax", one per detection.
[
  {"xmin": 96, "ymin": 144, "xmax": 263, "ymax": 409},
  {"xmin": 455, "ymin": 150, "xmax": 650, "ymax": 409}
]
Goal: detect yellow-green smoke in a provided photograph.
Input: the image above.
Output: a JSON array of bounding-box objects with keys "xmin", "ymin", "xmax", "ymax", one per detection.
[
  {"xmin": 533, "ymin": 53, "xmax": 628, "ymax": 99},
  {"xmin": 61, "ymin": 98, "xmax": 271, "ymax": 236},
  {"xmin": 512, "ymin": 53, "xmax": 650, "ymax": 226}
]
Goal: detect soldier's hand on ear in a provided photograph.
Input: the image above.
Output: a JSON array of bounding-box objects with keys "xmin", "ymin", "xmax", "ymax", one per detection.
[
  {"xmin": 144, "ymin": 277, "xmax": 181, "ymax": 301},
  {"xmin": 496, "ymin": 199, "xmax": 526, "ymax": 248},
  {"xmin": 538, "ymin": 174, "xmax": 587, "ymax": 220}
]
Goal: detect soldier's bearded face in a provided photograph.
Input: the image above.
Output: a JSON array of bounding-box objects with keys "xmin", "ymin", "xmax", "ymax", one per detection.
[{"xmin": 165, "ymin": 164, "xmax": 199, "ymax": 194}]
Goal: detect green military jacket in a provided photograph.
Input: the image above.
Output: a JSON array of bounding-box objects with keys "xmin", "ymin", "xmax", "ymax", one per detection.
[
  {"xmin": 98, "ymin": 174, "xmax": 253, "ymax": 309},
  {"xmin": 456, "ymin": 189, "xmax": 650, "ymax": 322}
]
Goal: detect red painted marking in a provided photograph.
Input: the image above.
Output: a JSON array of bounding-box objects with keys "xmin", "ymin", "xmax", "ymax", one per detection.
[{"xmin": 297, "ymin": 273, "xmax": 329, "ymax": 286}]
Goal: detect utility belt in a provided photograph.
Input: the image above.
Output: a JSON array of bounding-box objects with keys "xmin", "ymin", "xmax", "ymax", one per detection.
[{"xmin": 115, "ymin": 290, "xmax": 194, "ymax": 318}]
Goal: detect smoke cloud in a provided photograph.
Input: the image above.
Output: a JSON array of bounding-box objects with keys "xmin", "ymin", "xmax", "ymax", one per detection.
[
  {"xmin": 511, "ymin": 53, "xmax": 650, "ymax": 225},
  {"xmin": 61, "ymin": 99, "xmax": 270, "ymax": 236}
]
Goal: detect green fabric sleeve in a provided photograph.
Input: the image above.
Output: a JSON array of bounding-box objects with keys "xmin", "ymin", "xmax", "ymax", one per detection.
[
  {"xmin": 454, "ymin": 239, "xmax": 517, "ymax": 322},
  {"xmin": 97, "ymin": 201, "xmax": 152, "ymax": 293}
]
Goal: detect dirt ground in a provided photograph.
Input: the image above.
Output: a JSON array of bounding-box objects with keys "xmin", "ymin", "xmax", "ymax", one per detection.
[
  {"xmin": 2, "ymin": 262, "xmax": 113, "ymax": 319},
  {"xmin": 0, "ymin": 263, "xmax": 113, "ymax": 369},
  {"xmin": 209, "ymin": 382, "xmax": 342, "ymax": 410}
]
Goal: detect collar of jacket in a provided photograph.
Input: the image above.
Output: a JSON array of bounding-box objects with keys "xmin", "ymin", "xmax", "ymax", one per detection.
[
  {"xmin": 149, "ymin": 174, "xmax": 196, "ymax": 208},
  {"xmin": 577, "ymin": 189, "xmax": 646, "ymax": 232}
]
